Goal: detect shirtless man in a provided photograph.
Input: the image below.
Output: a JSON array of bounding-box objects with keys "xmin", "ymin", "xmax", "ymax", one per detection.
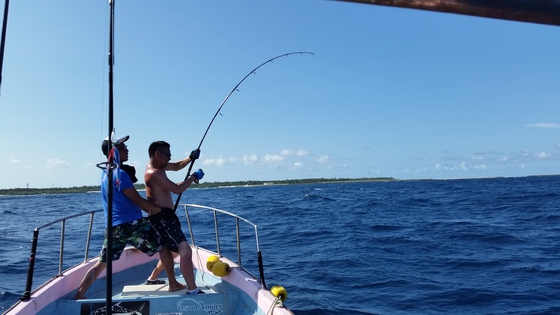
[{"xmin": 144, "ymin": 141, "xmax": 204, "ymax": 295}]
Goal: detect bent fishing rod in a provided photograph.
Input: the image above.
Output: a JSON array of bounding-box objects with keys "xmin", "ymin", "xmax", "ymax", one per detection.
[{"xmin": 173, "ymin": 51, "xmax": 314, "ymax": 210}]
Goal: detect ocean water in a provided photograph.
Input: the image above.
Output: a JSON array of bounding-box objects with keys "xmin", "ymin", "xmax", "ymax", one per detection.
[{"xmin": 1, "ymin": 176, "xmax": 559, "ymax": 314}]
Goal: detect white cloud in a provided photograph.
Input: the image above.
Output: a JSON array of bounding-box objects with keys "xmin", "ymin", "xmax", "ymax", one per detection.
[
  {"xmin": 263, "ymin": 154, "xmax": 284, "ymax": 163},
  {"xmin": 317, "ymin": 155, "xmax": 329, "ymax": 163},
  {"xmin": 536, "ymin": 151, "xmax": 550, "ymax": 159},
  {"xmin": 435, "ymin": 162, "xmax": 467, "ymax": 171},
  {"xmin": 46, "ymin": 158, "xmax": 69, "ymax": 169},
  {"xmin": 291, "ymin": 162, "xmax": 303, "ymax": 169},
  {"xmin": 525, "ymin": 122, "xmax": 560, "ymax": 129},
  {"xmin": 280, "ymin": 149, "xmax": 293, "ymax": 156},
  {"xmin": 280, "ymin": 149, "xmax": 309, "ymax": 156},
  {"xmin": 204, "ymin": 157, "xmax": 227, "ymax": 166},
  {"xmin": 9, "ymin": 158, "xmax": 21, "ymax": 165},
  {"xmin": 242, "ymin": 154, "xmax": 258, "ymax": 165}
]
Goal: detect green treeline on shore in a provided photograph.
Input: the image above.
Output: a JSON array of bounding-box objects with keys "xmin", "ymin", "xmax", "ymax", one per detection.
[{"xmin": 0, "ymin": 177, "xmax": 395, "ymax": 196}]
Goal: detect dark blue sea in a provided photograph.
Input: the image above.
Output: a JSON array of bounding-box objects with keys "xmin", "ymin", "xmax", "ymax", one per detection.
[{"xmin": 1, "ymin": 176, "xmax": 559, "ymax": 314}]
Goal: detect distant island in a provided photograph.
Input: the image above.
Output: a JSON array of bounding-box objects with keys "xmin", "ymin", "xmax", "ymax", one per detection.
[{"xmin": 0, "ymin": 177, "xmax": 395, "ymax": 196}]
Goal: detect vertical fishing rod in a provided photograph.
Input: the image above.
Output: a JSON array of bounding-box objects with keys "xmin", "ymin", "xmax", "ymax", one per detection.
[
  {"xmin": 173, "ymin": 51, "xmax": 314, "ymax": 210},
  {"xmin": 106, "ymin": 0, "xmax": 115, "ymax": 311},
  {"xmin": 0, "ymin": 0, "xmax": 11, "ymax": 91}
]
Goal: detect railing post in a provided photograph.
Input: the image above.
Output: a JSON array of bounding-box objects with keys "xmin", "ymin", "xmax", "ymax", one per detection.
[
  {"xmin": 213, "ymin": 211, "xmax": 221, "ymax": 256},
  {"xmin": 185, "ymin": 205, "xmax": 196, "ymax": 246},
  {"xmin": 84, "ymin": 212, "xmax": 95, "ymax": 262},
  {"xmin": 255, "ymin": 226, "xmax": 266, "ymax": 287},
  {"xmin": 21, "ymin": 229, "xmax": 39, "ymax": 301},
  {"xmin": 58, "ymin": 220, "xmax": 65, "ymax": 276},
  {"xmin": 257, "ymin": 251, "xmax": 266, "ymax": 288},
  {"xmin": 236, "ymin": 217, "xmax": 241, "ymax": 268}
]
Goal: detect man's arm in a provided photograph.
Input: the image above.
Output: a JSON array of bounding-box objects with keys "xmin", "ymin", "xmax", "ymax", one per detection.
[
  {"xmin": 164, "ymin": 156, "xmax": 192, "ymax": 172},
  {"xmin": 164, "ymin": 149, "xmax": 200, "ymax": 172},
  {"xmin": 146, "ymin": 168, "xmax": 197, "ymax": 195},
  {"xmin": 122, "ymin": 187, "xmax": 163, "ymax": 214}
]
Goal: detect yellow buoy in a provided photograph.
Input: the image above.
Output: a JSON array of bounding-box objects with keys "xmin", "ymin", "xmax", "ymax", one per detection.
[
  {"xmin": 271, "ymin": 285, "xmax": 288, "ymax": 302},
  {"xmin": 206, "ymin": 255, "xmax": 220, "ymax": 271},
  {"xmin": 212, "ymin": 261, "xmax": 231, "ymax": 277}
]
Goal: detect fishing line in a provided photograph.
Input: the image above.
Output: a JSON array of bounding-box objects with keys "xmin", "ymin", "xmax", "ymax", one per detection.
[{"xmin": 173, "ymin": 51, "xmax": 314, "ymax": 210}]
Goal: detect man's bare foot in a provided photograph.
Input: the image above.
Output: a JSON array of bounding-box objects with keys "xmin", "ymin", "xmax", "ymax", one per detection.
[{"xmin": 168, "ymin": 282, "xmax": 186, "ymax": 292}]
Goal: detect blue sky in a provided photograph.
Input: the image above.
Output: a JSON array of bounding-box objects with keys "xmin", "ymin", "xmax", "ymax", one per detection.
[{"xmin": 0, "ymin": 1, "xmax": 558, "ymax": 189}]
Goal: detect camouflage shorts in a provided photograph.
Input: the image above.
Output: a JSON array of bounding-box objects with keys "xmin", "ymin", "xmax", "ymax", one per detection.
[{"xmin": 99, "ymin": 217, "xmax": 162, "ymax": 262}]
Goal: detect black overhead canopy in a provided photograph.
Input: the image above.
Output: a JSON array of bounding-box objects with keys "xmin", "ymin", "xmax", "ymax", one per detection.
[{"xmin": 337, "ymin": 0, "xmax": 560, "ymax": 26}]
